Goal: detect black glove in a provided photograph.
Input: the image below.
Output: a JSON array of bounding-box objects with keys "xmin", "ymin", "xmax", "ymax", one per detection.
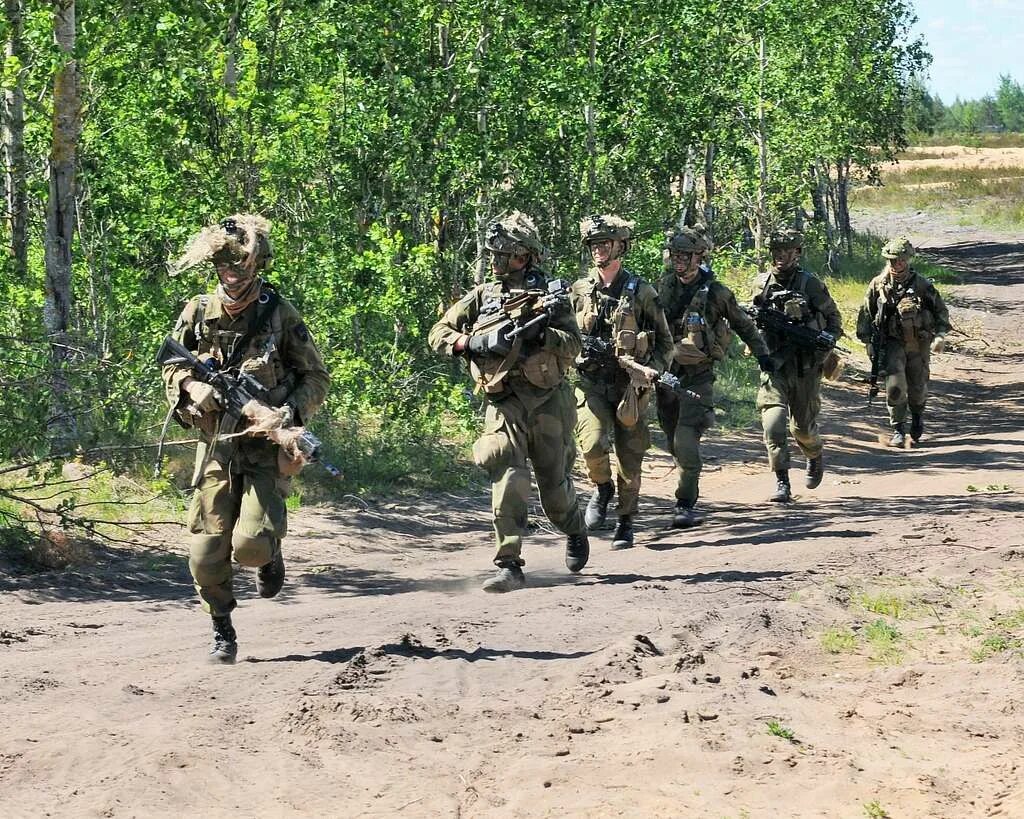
[
  {"xmin": 757, "ymin": 354, "xmax": 776, "ymax": 373},
  {"xmin": 468, "ymin": 323, "xmax": 514, "ymax": 357},
  {"xmin": 518, "ymin": 313, "xmax": 548, "ymax": 344}
]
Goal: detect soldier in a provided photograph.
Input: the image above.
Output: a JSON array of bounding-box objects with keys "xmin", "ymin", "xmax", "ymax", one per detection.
[
  {"xmin": 753, "ymin": 229, "xmax": 843, "ymax": 503},
  {"xmin": 162, "ymin": 215, "xmax": 330, "ymax": 663},
  {"xmin": 657, "ymin": 227, "xmax": 771, "ymax": 527},
  {"xmin": 856, "ymin": 236, "xmax": 950, "ymax": 446},
  {"xmin": 572, "ymin": 215, "xmax": 674, "ymax": 549},
  {"xmin": 428, "ymin": 212, "xmax": 590, "ymax": 593}
]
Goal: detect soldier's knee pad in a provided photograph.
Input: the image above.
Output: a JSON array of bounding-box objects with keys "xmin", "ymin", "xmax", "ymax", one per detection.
[
  {"xmin": 189, "ymin": 534, "xmax": 229, "ymax": 584},
  {"xmin": 232, "ymin": 531, "xmax": 275, "ymax": 568}
]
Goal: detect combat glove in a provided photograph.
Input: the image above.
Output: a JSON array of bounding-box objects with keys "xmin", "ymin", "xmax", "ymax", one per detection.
[
  {"xmin": 184, "ymin": 378, "xmax": 221, "ymax": 413},
  {"xmin": 756, "ymin": 354, "xmax": 776, "ymax": 374},
  {"xmin": 517, "ymin": 313, "xmax": 548, "ymax": 343}
]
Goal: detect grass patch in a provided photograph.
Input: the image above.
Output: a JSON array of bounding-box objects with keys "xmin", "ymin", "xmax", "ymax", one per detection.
[
  {"xmin": 911, "ymin": 132, "xmax": 1024, "ymax": 149},
  {"xmin": 863, "ymin": 801, "xmax": 891, "ymax": 819},
  {"xmin": 820, "ymin": 626, "xmax": 857, "ymax": 654},
  {"xmin": 765, "ymin": 720, "xmax": 797, "ymax": 742},
  {"xmin": 864, "ymin": 618, "xmax": 903, "ymax": 664},
  {"xmin": 857, "ymin": 591, "xmax": 910, "ymax": 619}
]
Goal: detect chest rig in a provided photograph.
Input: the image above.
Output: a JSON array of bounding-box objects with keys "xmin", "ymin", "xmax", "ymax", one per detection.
[
  {"xmin": 884, "ymin": 273, "xmax": 932, "ymax": 352},
  {"xmin": 668, "ymin": 275, "xmax": 731, "ymax": 366},
  {"xmin": 579, "ymin": 272, "xmax": 652, "ymax": 364},
  {"xmin": 191, "ymin": 285, "xmax": 292, "ymax": 403}
]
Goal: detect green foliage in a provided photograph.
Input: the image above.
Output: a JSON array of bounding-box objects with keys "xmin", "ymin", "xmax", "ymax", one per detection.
[
  {"xmin": 0, "ymin": 0, "xmax": 931, "ymax": 504},
  {"xmin": 765, "ymin": 720, "xmax": 797, "ymax": 742},
  {"xmin": 864, "ymin": 618, "xmax": 903, "ymax": 664},
  {"xmin": 863, "ymin": 801, "xmax": 891, "ymax": 819},
  {"xmin": 820, "ymin": 626, "xmax": 857, "ymax": 654}
]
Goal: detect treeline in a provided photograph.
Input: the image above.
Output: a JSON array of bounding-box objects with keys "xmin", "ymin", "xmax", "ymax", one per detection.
[
  {"xmin": 906, "ymin": 74, "xmax": 1024, "ymax": 135},
  {"xmin": 0, "ymin": 1, "xmax": 926, "ymax": 488}
]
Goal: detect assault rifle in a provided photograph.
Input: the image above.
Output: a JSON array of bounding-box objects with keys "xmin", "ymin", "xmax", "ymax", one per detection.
[
  {"xmin": 471, "ymin": 279, "xmax": 570, "ymax": 357},
  {"xmin": 867, "ymin": 288, "xmax": 898, "ymax": 406},
  {"xmin": 156, "ymin": 336, "xmax": 341, "ymax": 478},
  {"xmin": 743, "ymin": 302, "xmax": 849, "ymax": 355},
  {"xmin": 578, "ymin": 337, "xmax": 701, "ymax": 401}
]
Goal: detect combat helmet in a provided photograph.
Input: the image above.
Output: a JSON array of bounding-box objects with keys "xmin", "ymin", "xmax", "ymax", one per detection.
[
  {"xmin": 579, "ymin": 214, "xmax": 634, "ymax": 252},
  {"xmin": 485, "ymin": 211, "xmax": 546, "ymax": 263},
  {"xmin": 666, "ymin": 226, "xmax": 711, "ymax": 255},
  {"xmin": 881, "ymin": 236, "xmax": 915, "ymax": 262},
  {"xmin": 767, "ymin": 227, "xmax": 804, "ymax": 251},
  {"xmin": 169, "ymin": 214, "xmax": 273, "ymax": 276}
]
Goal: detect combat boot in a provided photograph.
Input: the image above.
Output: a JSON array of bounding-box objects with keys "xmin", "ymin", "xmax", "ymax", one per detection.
[
  {"xmin": 805, "ymin": 455, "xmax": 824, "ymax": 489},
  {"xmin": 910, "ymin": 413, "xmax": 923, "ymax": 442},
  {"xmin": 209, "ymin": 614, "xmax": 238, "ymax": 665},
  {"xmin": 770, "ymin": 471, "xmax": 792, "ymax": 503},
  {"xmin": 482, "ymin": 562, "xmax": 526, "ymax": 593},
  {"xmin": 585, "ymin": 482, "xmax": 614, "ymax": 530},
  {"xmin": 257, "ymin": 546, "xmax": 285, "ymax": 599},
  {"xmin": 565, "ymin": 532, "xmax": 590, "ymax": 573},
  {"xmin": 611, "ymin": 515, "xmax": 634, "ymax": 550},
  {"xmin": 671, "ymin": 501, "xmax": 699, "ymax": 529},
  {"xmin": 888, "ymin": 424, "xmax": 906, "ymax": 448}
]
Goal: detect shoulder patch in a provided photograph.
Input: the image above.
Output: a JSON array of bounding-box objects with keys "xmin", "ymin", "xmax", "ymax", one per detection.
[{"xmin": 293, "ymin": 322, "xmax": 310, "ymax": 343}]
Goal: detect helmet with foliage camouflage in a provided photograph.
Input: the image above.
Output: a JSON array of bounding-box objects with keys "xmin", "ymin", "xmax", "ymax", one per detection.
[
  {"xmin": 666, "ymin": 226, "xmax": 710, "ymax": 255},
  {"xmin": 485, "ymin": 211, "xmax": 546, "ymax": 262},
  {"xmin": 579, "ymin": 214, "xmax": 634, "ymax": 251},
  {"xmin": 169, "ymin": 214, "xmax": 273, "ymax": 276},
  {"xmin": 768, "ymin": 228, "xmax": 804, "ymax": 251},
  {"xmin": 881, "ymin": 236, "xmax": 915, "ymax": 262}
]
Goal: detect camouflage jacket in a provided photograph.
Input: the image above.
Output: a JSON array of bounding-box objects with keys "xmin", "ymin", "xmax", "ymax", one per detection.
[
  {"xmin": 162, "ymin": 286, "xmax": 330, "ymax": 465},
  {"xmin": 658, "ymin": 269, "xmax": 768, "ymax": 378},
  {"xmin": 856, "ymin": 268, "xmax": 951, "ymax": 346},
  {"xmin": 428, "ymin": 266, "xmax": 582, "ymax": 409},
  {"xmin": 570, "ymin": 266, "xmax": 674, "ymax": 381}
]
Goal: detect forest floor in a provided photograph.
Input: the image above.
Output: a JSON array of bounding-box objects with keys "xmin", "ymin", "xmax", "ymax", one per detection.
[{"xmin": 1, "ymin": 209, "xmax": 1023, "ymax": 818}]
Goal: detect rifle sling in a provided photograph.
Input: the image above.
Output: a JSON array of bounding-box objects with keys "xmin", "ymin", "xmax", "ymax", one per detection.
[{"xmin": 222, "ymin": 284, "xmax": 280, "ymax": 372}]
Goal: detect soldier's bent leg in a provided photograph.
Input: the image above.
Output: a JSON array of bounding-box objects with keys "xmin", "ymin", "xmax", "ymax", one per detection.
[
  {"xmin": 232, "ymin": 471, "xmax": 289, "ymax": 568},
  {"xmin": 575, "ymin": 387, "xmax": 616, "ymax": 486},
  {"xmin": 530, "ymin": 386, "xmax": 586, "ymax": 536},
  {"xmin": 187, "ymin": 461, "xmax": 243, "ymax": 616},
  {"xmin": 884, "ymin": 345, "xmax": 910, "ymax": 426},
  {"xmin": 905, "ymin": 350, "xmax": 930, "ymax": 414},
  {"xmin": 789, "ymin": 372, "xmax": 823, "ymax": 460},
  {"xmin": 614, "ymin": 416, "xmax": 649, "ymax": 516}
]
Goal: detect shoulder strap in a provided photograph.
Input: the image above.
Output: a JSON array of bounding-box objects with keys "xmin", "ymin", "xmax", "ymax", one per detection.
[{"xmin": 223, "ymin": 283, "xmax": 280, "ymax": 371}]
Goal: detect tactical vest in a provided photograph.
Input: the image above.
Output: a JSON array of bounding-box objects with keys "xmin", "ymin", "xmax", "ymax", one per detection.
[
  {"xmin": 192, "ymin": 288, "xmax": 295, "ymax": 406},
  {"xmin": 669, "ymin": 279, "xmax": 733, "ymax": 366},
  {"xmin": 579, "ymin": 273, "xmax": 653, "ymax": 366},
  {"xmin": 886, "ymin": 273, "xmax": 934, "ymax": 352},
  {"xmin": 758, "ymin": 269, "xmax": 824, "ymax": 331}
]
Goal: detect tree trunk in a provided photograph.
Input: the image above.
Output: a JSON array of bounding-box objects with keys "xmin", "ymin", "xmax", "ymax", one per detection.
[
  {"xmin": 3, "ymin": 0, "xmax": 26, "ymax": 280},
  {"xmin": 583, "ymin": 20, "xmax": 598, "ymax": 215},
  {"xmin": 836, "ymin": 157, "xmax": 853, "ymax": 256},
  {"xmin": 44, "ymin": 0, "xmax": 79, "ymax": 446},
  {"xmin": 753, "ymin": 34, "xmax": 769, "ymax": 268},
  {"xmin": 473, "ymin": 21, "xmax": 490, "ymax": 286},
  {"xmin": 703, "ymin": 142, "xmax": 716, "ymax": 240},
  {"xmin": 678, "ymin": 145, "xmax": 697, "ymax": 228}
]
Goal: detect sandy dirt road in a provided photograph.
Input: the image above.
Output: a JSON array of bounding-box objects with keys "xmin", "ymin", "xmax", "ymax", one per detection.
[{"xmin": 1, "ymin": 213, "xmax": 1023, "ymax": 818}]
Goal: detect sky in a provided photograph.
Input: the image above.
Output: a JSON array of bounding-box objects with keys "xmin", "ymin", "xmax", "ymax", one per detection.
[{"xmin": 913, "ymin": 0, "xmax": 1024, "ymax": 102}]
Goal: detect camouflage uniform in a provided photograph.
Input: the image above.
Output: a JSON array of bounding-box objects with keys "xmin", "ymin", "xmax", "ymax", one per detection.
[
  {"xmin": 572, "ymin": 237, "xmax": 674, "ymax": 524},
  {"xmin": 428, "ymin": 218, "xmax": 586, "ymax": 577},
  {"xmin": 657, "ymin": 259, "xmax": 767, "ymax": 510},
  {"xmin": 856, "ymin": 237, "xmax": 950, "ymax": 441},
  {"xmin": 753, "ymin": 232, "xmax": 843, "ymax": 484},
  {"xmin": 163, "ymin": 218, "xmax": 330, "ymax": 625}
]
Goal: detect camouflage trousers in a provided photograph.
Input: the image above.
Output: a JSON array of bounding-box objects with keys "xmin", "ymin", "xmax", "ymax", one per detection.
[
  {"xmin": 187, "ymin": 457, "xmax": 289, "ymax": 616},
  {"xmin": 756, "ymin": 361, "xmax": 824, "ymax": 471},
  {"xmin": 472, "ymin": 382, "xmax": 586, "ymax": 566},
  {"xmin": 882, "ymin": 342, "xmax": 930, "ymax": 425},
  {"xmin": 575, "ymin": 376, "xmax": 650, "ymax": 517},
  {"xmin": 656, "ymin": 374, "xmax": 716, "ymax": 506}
]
